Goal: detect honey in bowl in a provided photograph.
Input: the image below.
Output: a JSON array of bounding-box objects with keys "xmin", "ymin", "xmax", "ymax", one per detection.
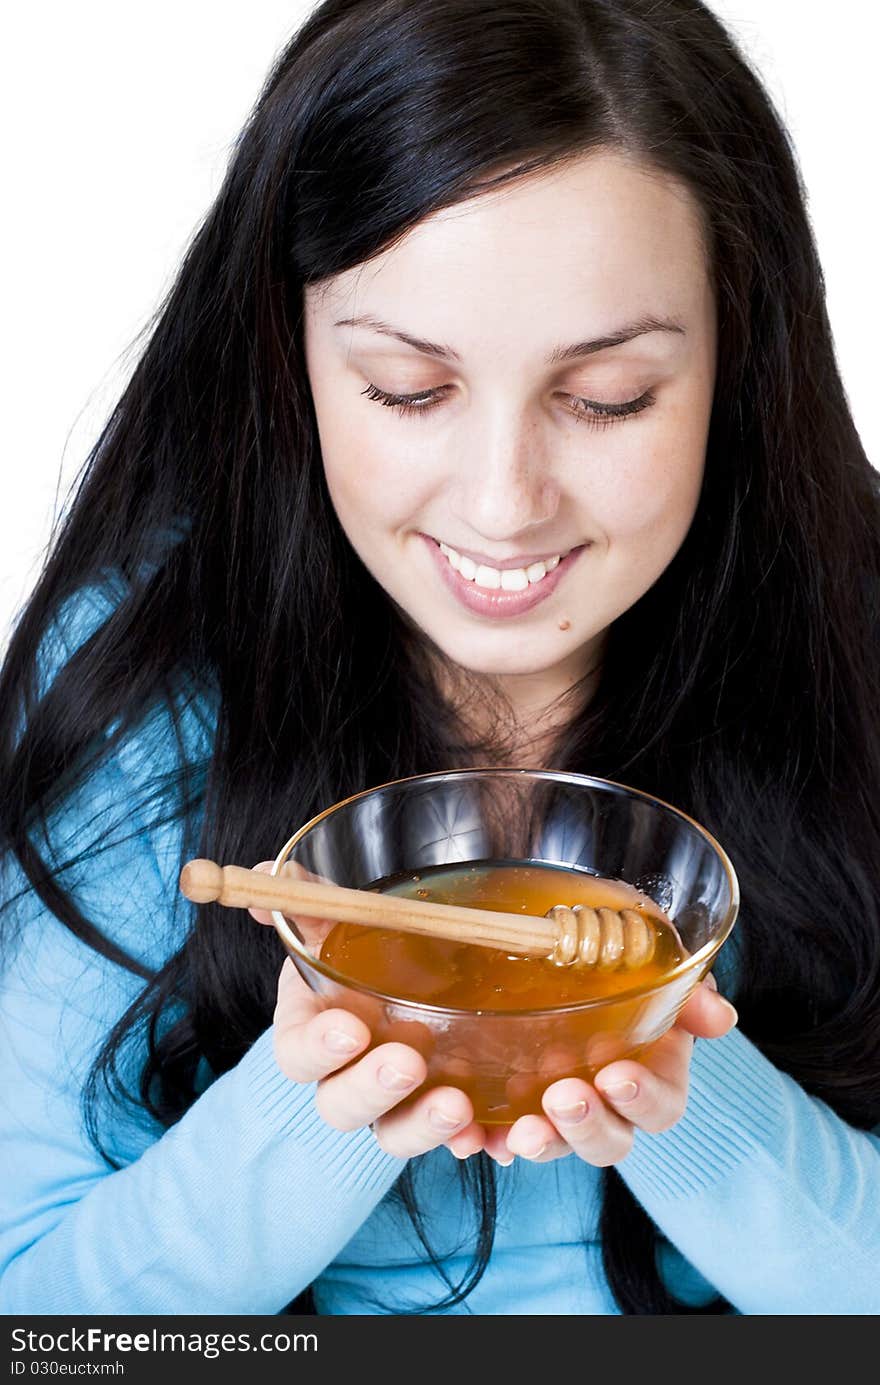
[{"xmin": 320, "ymin": 859, "xmax": 685, "ymax": 1010}]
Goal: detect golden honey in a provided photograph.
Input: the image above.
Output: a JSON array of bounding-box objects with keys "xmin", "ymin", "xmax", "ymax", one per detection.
[{"xmin": 320, "ymin": 860, "xmax": 683, "ymax": 1009}]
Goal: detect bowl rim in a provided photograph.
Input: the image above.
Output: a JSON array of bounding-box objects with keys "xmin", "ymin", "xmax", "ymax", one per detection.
[{"xmin": 269, "ymin": 767, "xmax": 740, "ymax": 1018}]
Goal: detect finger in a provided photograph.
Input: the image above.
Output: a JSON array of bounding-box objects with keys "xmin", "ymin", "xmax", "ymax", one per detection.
[
  {"xmin": 315, "ymin": 1042, "xmax": 428, "ymax": 1131},
  {"xmin": 482, "ymin": 1125, "xmax": 516, "ymax": 1166},
  {"xmin": 247, "ymin": 860, "xmax": 335, "ymax": 952},
  {"xmin": 247, "ymin": 861, "xmax": 277, "ymax": 926},
  {"xmin": 593, "ymin": 1028, "xmax": 693, "ymax": 1134},
  {"xmin": 541, "ymin": 1079, "xmax": 634, "ymax": 1165},
  {"xmin": 370, "ymin": 1086, "xmax": 477, "ymax": 1158},
  {"xmin": 503, "ymin": 1113, "xmax": 572, "ymax": 1164},
  {"xmin": 272, "ymin": 958, "xmax": 371, "ymax": 1082},
  {"xmin": 676, "ymin": 975, "xmax": 738, "ymax": 1038},
  {"xmin": 446, "ymin": 1123, "xmax": 487, "ymax": 1160},
  {"xmin": 274, "ymin": 954, "xmax": 323, "ymax": 1026}
]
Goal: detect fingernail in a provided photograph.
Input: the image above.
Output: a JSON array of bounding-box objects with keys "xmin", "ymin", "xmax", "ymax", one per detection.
[
  {"xmin": 599, "ymin": 1079, "xmax": 639, "ymax": 1104},
  {"xmin": 521, "ymin": 1141, "xmax": 546, "ymax": 1159},
  {"xmin": 324, "ymin": 1029, "xmax": 359, "ymax": 1055},
  {"xmin": 718, "ymin": 998, "xmax": 739, "ymax": 1025},
  {"xmin": 494, "ymin": 1153, "xmax": 515, "ymax": 1167},
  {"xmin": 704, "ymin": 972, "xmax": 718, "ymax": 991},
  {"xmin": 429, "ymin": 1108, "xmax": 464, "ymax": 1133},
  {"xmin": 450, "ymin": 1139, "xmax": 482, "ymax": 1160},
  {"xmin": 549, "ymin": 1099, "xmax": 588, "ymax": 1126},
  {"xmin": 377, "ymin": 1063, "xmax": 419, "ymax": 1092}
]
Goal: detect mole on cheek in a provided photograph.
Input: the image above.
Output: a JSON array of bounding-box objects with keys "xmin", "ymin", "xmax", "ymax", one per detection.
[{"xmin": 558, "ymin": 618, "xmax": 571, "ymax": 632}]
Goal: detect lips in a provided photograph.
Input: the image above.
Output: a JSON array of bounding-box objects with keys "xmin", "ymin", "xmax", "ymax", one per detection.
[{"xmin": 422, "ymin": 534, "xmax": 585, "ymax": 619}]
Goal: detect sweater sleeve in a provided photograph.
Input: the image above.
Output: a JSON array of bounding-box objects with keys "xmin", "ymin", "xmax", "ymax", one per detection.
[
  {"xmin": 619, "ymin": 1024, "xmax": 880, "ymax": 1314},
  {"xmin": 0, "ymin": 589, "xmax": 405, "ymax": 1314}
]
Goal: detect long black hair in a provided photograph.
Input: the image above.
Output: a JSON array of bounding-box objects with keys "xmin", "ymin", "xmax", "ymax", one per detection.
[{"xmin": 2, "ymin": 0, "xmax": 878, "ymax": 1315}]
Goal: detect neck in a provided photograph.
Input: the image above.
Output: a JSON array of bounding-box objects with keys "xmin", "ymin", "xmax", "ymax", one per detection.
[{"xmin": 427, "ymin": 639, "xmax": 604, "ymax": 771}]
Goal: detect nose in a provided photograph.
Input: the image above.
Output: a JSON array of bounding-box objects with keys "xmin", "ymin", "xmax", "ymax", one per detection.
[{"xmin": 450, "ymin": 402, "xmax": 559, "ymax": 541}]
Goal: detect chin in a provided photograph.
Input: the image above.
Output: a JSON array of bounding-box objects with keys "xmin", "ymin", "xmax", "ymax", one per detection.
[{"xmin": 438, "ymin": 634, "xmax": 575, "ymax": 681}]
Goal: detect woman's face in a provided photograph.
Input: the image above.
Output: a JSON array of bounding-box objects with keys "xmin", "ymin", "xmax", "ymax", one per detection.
[{"xmin": 304, "ymin": 150, "xmax": 716, "ymax": 699}]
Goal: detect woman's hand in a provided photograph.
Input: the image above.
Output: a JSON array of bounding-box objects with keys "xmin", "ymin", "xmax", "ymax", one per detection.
[
  {"xmin": 270, "ymin": 956, "xmax": 486, "ymax": 1156},
  {"xmin": 483, "ymin": 978, "xmax": 738, "ymax": 1167},
  {"xmin": 249, "ymin": 862, "xmax": 486, "ymax": 1160}
]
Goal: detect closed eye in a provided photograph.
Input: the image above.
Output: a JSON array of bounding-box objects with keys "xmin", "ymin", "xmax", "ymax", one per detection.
[
  {"xmin": 361, "ymin": 382, "xmax": 452, "ymax": 417},
  {"xmin": 360, "ymin": 381, "xmax": 656, "ymax": 427}
]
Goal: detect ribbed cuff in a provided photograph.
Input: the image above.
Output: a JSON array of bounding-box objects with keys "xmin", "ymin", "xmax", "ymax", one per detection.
[
  {"xmin": 231, "ymin": 1028, "xmax": 406, "ymax": 1194},
  {"xmin": 619, "ymin": 1026, "xmax": 786, "ymax": 1204}
]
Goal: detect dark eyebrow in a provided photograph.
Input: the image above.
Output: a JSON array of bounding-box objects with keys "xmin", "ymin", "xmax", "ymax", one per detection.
[
  {"xmin": 334, "ymin": 313, "xmax": 686, "ymax": 364},
  {"xmin": 334, "ymin": 315, "xmax": 463, "ymax": 361},
  {"xmin": 546, "ymin": 315, "xmax": 686, "ymax": 363}
]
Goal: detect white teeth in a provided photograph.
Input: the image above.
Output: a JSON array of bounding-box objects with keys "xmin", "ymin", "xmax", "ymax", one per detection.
[
  {"xmin": 474, "ymin": 564, "xmax": 501, "ymax": 589},
  {"xmin": 501, "ymin": 568, "xmax": 529, "ymax": 591},
  {"xmin": 438, "ymin": 541, "xmax": 565, "ymax": 589},
  {"xmin": 458, "ymin": 555, "xmax": 477, "ymax": 580}
]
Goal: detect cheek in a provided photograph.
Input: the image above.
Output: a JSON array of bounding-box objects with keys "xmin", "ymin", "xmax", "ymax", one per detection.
[
  {"xmin": 584, "ymin": 410, "xmax": 707, "ymax": 545},
  {"xmin": 308, "ymin": 343, "xmax": 447, "ymax": 512},
  {"xmin": 318, "ymin": 408, "xmax": 439, "ymax": 537}
]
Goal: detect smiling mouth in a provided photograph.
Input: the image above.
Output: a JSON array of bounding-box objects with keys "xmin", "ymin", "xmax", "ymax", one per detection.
[{"xmin": 435, "ymin": 540, "xmax": 572, "ymax": 591}]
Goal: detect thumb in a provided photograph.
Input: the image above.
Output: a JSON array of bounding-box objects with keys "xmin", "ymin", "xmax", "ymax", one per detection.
[
  {"xmin": 246, "ymin": 859, "xmax": 336, "ymax": 956},
  {"xmin": 675, "ymin": 973, "xmax": 739, "ymax": 1039},
  {"xmin": 247, "ymin": 861, "xmax": 278, "ymax": 927}
]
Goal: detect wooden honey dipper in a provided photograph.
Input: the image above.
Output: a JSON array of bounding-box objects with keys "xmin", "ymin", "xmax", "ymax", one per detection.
[{"xmin": 179, "ymin": 858, "xmax": 662, "ymax": 970}]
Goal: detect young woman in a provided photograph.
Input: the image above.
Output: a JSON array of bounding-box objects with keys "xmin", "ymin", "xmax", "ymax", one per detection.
[{"xmin": 1, "ymin": 0, "xmax": 878, "ymax": 1315}]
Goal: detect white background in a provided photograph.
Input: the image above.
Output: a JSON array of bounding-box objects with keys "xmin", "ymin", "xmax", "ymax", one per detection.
[{"xmin": 2, "ymin": 1, "xmax": 877, "ymax": 645}]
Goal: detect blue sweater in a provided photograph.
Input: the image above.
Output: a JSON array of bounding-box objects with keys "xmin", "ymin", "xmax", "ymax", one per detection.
[{"xmin": 1, "ymin": 581, "xmax": 878, "ymax": 1315}]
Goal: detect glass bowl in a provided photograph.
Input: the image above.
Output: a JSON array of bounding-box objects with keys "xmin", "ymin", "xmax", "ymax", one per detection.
[{"xmin": 270, "ymin": 769, "xmax": 739, "ymax": 1124}]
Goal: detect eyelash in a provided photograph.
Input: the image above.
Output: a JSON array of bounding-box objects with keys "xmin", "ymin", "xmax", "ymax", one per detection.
[{"xmin": 360, "ymin": 381, "xmax": 656, "ymax": 428}]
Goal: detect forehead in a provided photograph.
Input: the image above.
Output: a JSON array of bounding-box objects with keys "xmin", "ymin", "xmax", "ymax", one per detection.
[{"xmin": 306, "ymin": 150, "xmax": 711, "ymax": 350}]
